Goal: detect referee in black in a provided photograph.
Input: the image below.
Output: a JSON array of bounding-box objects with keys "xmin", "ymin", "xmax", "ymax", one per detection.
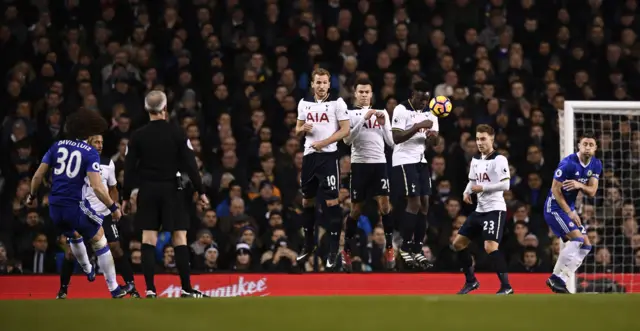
[{"xmin": 122, "ymin": 90, "xmax": 209, "ymax": 298}]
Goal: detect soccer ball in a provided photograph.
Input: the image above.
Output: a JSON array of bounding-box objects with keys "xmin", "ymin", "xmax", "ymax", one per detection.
[{"xmin": 429, "ymin": 96, "xmax": 452, "ymax": 118}]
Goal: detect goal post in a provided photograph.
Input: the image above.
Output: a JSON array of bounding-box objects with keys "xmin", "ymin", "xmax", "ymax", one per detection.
[{"xmin": 560, "ymin": 100, "xmax": 640, "ymax": 294}]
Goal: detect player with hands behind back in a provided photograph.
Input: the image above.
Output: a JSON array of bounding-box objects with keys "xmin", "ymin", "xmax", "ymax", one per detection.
[{"xmin": 452, "ymin": 124, "xmax": 514, "ymax": 295}]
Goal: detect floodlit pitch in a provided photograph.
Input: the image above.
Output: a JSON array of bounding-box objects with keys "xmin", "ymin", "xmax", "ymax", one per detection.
[{"xmin": 3, "ymin": 295, "xmax": 639, "ymax": 331}]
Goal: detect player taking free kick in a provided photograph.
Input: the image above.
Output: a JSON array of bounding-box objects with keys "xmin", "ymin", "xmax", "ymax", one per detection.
[
  {"xmin": 27, "ymin": 109, "xmax": 126, "ymax": 298},
  {"xmin": 544, "ymin": 132, "xmax": 601, "ymax": 293},
  {"xmin": 342, "ymin": 78, "xmax": 395, "ymax": 271},
  {"xmin": 452, "ymin": 124, "xmax": 514, "ymax": 295},
  {"xmin": 295, "ymin": 68, "xmax": 350, "ymax": 270}
]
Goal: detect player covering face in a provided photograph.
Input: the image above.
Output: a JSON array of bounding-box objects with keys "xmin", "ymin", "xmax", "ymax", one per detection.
[
  {"xmin": 451, "ymin": 125, "xmax": 514, "ymax": 295},
  {"xmin": 390, "ymin": 81, "xmax": 438, "ymax": 270},
  {"xmin": 543, "ymin": 133, "xmax": 600, "ymax": 293}
]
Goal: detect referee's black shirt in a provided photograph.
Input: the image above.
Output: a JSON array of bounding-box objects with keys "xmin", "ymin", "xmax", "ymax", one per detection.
[{"xmin": 123, "ymin": 119, "xmax": 203, "ymax": 199}]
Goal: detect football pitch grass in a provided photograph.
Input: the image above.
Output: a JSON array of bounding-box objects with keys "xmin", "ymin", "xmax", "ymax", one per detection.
[{"xmin": 2, "ymin": 295, "xmax": 639, "ymax": 331}]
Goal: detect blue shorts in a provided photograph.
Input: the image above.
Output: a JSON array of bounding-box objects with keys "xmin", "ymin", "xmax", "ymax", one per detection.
[
  {"xmin": 49, "ymin": 200, "xmax": 104, "ymax": 240},
  {"xmin": 543, "ymin": 209, "xmax": 586, "ymax": 239}
]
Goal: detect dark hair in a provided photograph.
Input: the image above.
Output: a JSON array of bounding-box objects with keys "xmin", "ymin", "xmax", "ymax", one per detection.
[
  {"xmin": 353, "ymin": 77, "xmax": 373, "ymax": 89},
  {"xmin": 65, "ymin": 109, "xmax": 108, "ymax": 140},
  {"xmin": 476, "ymin": 124, "xmax": 495, "ymax": 136},
  {"xmin": 580, "ymin": 131, "xmax": 597, "ymax": 142},
  {"xmin": 523, "ymin": 246, "xmax": 537, "ymax": 254},
  {"xmin": 412, "ymin": 81, "xmax": 430, "ymax": 93},
  {"xmin": 260, "ymin": 153, "xmax": 275, "ymax": 162}
]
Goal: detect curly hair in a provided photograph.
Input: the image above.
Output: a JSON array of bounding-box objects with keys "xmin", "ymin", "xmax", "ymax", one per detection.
[{"xmin": 64, "ymin": 109, "xmax": 108, "ymax": 140}]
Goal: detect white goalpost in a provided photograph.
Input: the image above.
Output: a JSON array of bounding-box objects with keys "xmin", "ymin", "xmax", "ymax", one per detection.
[{"xmin": 560, "ymin": 101, "xmax": 640, "ymax": 294}]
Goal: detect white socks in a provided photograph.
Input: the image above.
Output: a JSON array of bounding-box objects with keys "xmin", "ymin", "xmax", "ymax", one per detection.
[
  {"xmin": 69, "ymin": 238, "xmax": 92, "ymax": 274},
  {"xmin": 95, "ymin": 248, "xmax": 119, "ymax": 292},
  {"xmin": 553, "ymin": 238, "xmax": 592, "ymax": 283}
]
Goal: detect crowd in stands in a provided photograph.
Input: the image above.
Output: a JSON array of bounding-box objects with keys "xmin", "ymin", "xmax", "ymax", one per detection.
[{"xmin": 1, "ymin": 0, "xmax": 639, "ymax": 275}]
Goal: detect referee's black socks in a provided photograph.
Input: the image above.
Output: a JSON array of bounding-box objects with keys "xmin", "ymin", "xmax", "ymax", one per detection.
[
  {"xmin": 489, "ymin": 250, "xmax": 510, "ymax": 287},
  {"xmin": 401, "ymin": 211, "xmax": 418, "ymax": 252},
  {"xmin": 174, "ymin": 245, "xmax": 193, "ymax": 292},
  {"xmin": 327, "ymin": 205, "xmax": 343, "ymax": 254},
  {"xmin": 141, "ymin": 243, "xmax": 157, "ymax": 292},
  {"xmin": 302, "ymin": 206, "xmax": 316, "ymax": 249}
]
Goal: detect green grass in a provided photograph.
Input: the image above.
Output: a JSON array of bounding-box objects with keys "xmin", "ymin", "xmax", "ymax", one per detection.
[{"xmin": 2, "ymin": 295, "xmax": 639, "ymax": 331}]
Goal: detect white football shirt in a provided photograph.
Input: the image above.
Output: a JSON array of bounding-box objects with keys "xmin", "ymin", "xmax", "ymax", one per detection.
[
  {"xmin": 297, "ymin": 95, "xmax": 349, "ymax": 156},
  {"xmin": 391, "ymin": 101, "xmax": 439, "ymax": 166},
  {"xmin": 468, "ymin": 152, "xmax": 510, "ymax": 212},
  {"xmin": 344, "ymin": 106, "xmax": 394, "ymax": 163},
  {"xmin": 83, "ymin": 157, "xmax": 117, "ymax": 216}
]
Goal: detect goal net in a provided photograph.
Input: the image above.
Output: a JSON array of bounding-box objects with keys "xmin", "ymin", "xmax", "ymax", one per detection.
[{"xmin": 559, "ymin": 101, "xmax": 640, "ymax": 293}]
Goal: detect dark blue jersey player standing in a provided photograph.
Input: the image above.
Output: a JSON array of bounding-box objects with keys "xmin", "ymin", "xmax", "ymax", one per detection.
[
  {"xmin": 27, "ymin": 109, "xmax": 126, "ymax": 298},
  {"xmin": 543, "ymin": 132, "xmax": 601, "ymax": 294}
]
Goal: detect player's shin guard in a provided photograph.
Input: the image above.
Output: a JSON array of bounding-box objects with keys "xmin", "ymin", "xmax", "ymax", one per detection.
[
  {"xmin": 141, "ymin": 243, "xmax": 157, "ymax": 292},
  {"xmin": 400, "ymin": 212, "xmax": 418, "ymax": 251},
  {"xmin": 413, "ymin": 213, "xmax": 428, "ymax": 253},
  {"xmin": 455, "ymin": 246, "xmax": 477, "ymax": 283},
  {"xmin": 344, "ymin": 215, "xmax": 358, "ymax": 252},
  {"xmin": 302, "ymin": 206, "xmax": 316, "ymax": 249},
  {"xmin": 114, "ymin": 254, "xmax": 135, "ymax": 284},
  {"xmin": 69, "ymin": 237, "xmax": 92, "ymax": 274},
  {"xmin": 327, "ymin": 205, "xmax": 343, "ymax": 255},
  {"xmin": 60, "ymin": 256, "xmax": 75, "ymax": 288},
  {"xmin": 488, "ymin": 250, "xmax": 510, "ymax": 287},
  {"xmin": 174, "ymin": 245, "xmax": 193, "ymax": 292},
  {"xmin": 95, "ymin": 244, "xmax": 119, "ymax": 292},
  {"xmin": 381, "ymin": 213, "xmax": 394, "ymax": 249}
]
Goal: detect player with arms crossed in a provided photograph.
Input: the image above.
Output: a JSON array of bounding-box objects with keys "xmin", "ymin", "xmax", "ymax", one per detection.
[
  {"xmin": 391, "ymin": 81, "xmax": 438, "ymax": 269},
  {"xmin": 295, "ymin": 68, "xmax": 350, "ymax": 269},
  {"xmin": 27, "ymin": 109, "xmax": 126, "ymax": 298},
  {"xmin": 544, "ymin": 132, "xmax": 600, "ymax": 293},
  {"xmin": 342, "ymin": 78, "xmax": 395, "ymax": 270},
  {"xmin": 452, "ymin": 125, "xmax": 513, "ymax": 295},
  {"xmin": 56, "ymin": 134, "xmax": 139, "ymax": 299}
]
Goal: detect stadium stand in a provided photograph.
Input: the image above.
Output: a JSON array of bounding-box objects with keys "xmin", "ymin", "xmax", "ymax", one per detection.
[{"xmin": 0, "ymin": 0, "xmax": 638, "ymax": 293}]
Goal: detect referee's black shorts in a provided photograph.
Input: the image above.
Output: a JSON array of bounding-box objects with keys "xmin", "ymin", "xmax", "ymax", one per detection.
[{"xmin": 136, "ymin": 181, "xmax": 187, "ymax": 232}]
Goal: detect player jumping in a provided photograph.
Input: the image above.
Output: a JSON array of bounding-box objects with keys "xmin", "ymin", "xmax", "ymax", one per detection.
[
  {"xmin": 342, "ymin": 78, "xmax": 395, "ymax": 271},
  {"xmin": 56, "ymin": 134, "xmax": 139, "ymax": 299},
  {"xmin": 544, "ymin": 132, "xmax": 600, "ymax": 293},
  {"xmin": 391, "ymin": 81, "xmax": 438, "ymax": 269},
  {"xmin": 295, "ymin": 68, "xmax": 350, "ymax": 269},
  {"xmin": 452, "ymin": 125, "xmax": 513, "ymax": 295},
  {"xmin": 28, "ymin": 109, "xmax": 126, "ymax": 298}
]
